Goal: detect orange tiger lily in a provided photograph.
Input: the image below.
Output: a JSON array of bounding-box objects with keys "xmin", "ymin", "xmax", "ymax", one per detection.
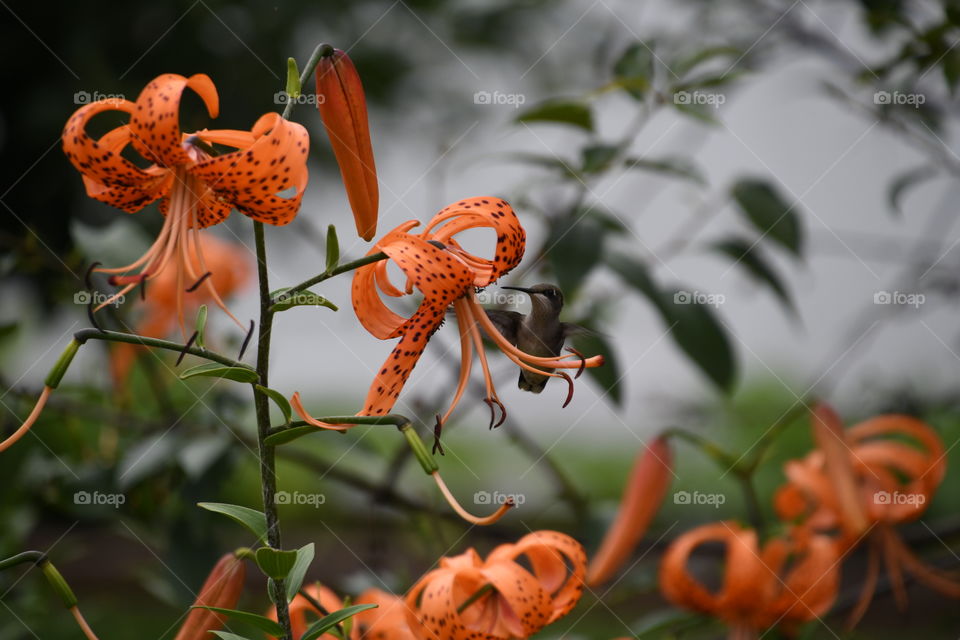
[
  {"xmin": 292, "ymin": 197, "xmax": 603, "ymax": 430},
  {"xmin": 109, "ymin": 234, "xmax": 252, "ymax": 386},
  {"xmin": 176, "ymin": 552, "xmax": 246, "ymax": 640},
  {"xmin": 404, "ymin": 530, "xmax": 587, "ymax": 639},
  {"xmin": 773, "ymin": 405, "xmax": 960, "ymax": 625},
  {"xmin": 267, "ymin": 584, "xmax": 414, "ymax": 639},
  {"xmin": 63, "ymin": 73, "xmax": 308, "ymax": 334},
  {"xmin": 660, "ymin": 522, "xmax": 840, "ymax": 640}
]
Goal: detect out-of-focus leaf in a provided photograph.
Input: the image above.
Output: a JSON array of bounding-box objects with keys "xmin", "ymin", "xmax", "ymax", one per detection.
[
  {"xmin": 944, "ymin": 48, "xmax": 960, "ymax": 94},
  {"xmin": 179, "ymin": 362, "xmax": 259, "ymax": 383},
  {"xmin": 633, "ymin": 609, "xmax": 712, "ymax": 638},
  {"xmin": 712, "ymin": 237, "xmax": 795, "ymax": 315},
  {"xmin": 256, "ymin": 385, "xmax": 292, "ymax": 423},
  {"xmin": 271, "ymin": 289, "xmax": 338, "ymax": 313},
  {"xmin": 581, "ymin": 144, "xmax": 620, "ymax": 174},
  {"xmin": 572, "ymin": 329, "xmax": 622, "ymax": 407},
  {"xmin": 607, "ymin": 252, "xmax": 736, "ymax": 391},
  {"xmin": 301, "ymin": 605, "xmax": 378, "ymax": 640},
  {"xmin": 177, "ymin": 434, "xmax": 230, "ymax": 480},
  {"xmin": 193, "ymin": 607, "xmax": 283, "ymax": 635},
  {"xmin": 0, "ymin": 322, "xmax": 19, "ymax": 343},
  {"xmin": 517, "ymin": 100, "xmax": 593, "ymax": 131},
  {"xmin": 211, "ymin": 632, "xmax": 258, "ymax": 640},
  {"xmin": 623, "ymin": 155, "xmax": 706, "ymax": 185},
  {"xmin": 731, "ymin": 178, "xmax": 803, "ymax": 257},
  {"xmin": 285, "ymin": 543, "xmax": 315, "ymax": 602},
  {"xmin": 584, "ymin": 206, "xmax": 631, "ymax": 234},
  {"xmin": 670, "ymin": 100, "xmax": 721, "ymax": 125},
  {"xmin": 118, "ymin": 434, "xmax": 177, "ymax": 488},
  {"xmin": 255, "ymin": 547, "xmax": 298, "ymax": 581},
  {"xmin": 613, "ymin": 42, "xmax": 654, "ymax": 99},
  {"xmin": 888, "ymin": 165, "xmax": 937, "ymax": 215},
  {"xmin": 198, "ymin": 502, "xmax": 267, "ymax": 540},
  {"xmin": 672, "ymin": 45, "xmax": 743, "ymax": 77},
  {"xmin": 500, "ymin": 152, "xmax": 577, "ymax": 177},
  {"xmin": 547, "ymin": 217, "xmax": 606, "ymax": 295}
]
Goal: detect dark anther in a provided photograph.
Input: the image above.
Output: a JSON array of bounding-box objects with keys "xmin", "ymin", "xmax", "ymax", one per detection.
[
  {"xmin": 565, "ymin": 346, "xmax": 587, "ymax": 379},
  {"xmin": 427, "ymin": 240, "xmax": 446, "ymax": 250},
  {"xmin": 484, "ymin": 396, "xmax": 507, "ymax": 429},
  {"xmin": 432, "ymin": 415, "xmax": 445, "ymax": 456},
  {"xmin": 185, "ymin": 135, "xmax": 218, "ymax": 157},
  {"xmin": 140, "ymin": 277, "xmax": 147, "ymax": 301},
  {"xmin": 84, "ymin": 262, "xmax": 101, "ymax": 290},
  {"xmin": 238, "ymin": 320, "xmax": 255, "ymax": 359},
  {"xmin": 186, "ymin": 271, "xmax": 212, "ymax": 293},
  {"xmin": 87, "ymin": 299, "xmax": 105, "ymax": 334},
  {"xmin": 560, "ymin": 372, "xmax": 575, "ymax": 408},
  {"xmin": 176, "ymin": 331, "xmax": 199, "ymax": 366}
]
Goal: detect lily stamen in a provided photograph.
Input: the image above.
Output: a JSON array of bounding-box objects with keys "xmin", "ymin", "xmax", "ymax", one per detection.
[
  {"xmin": 430, "ymin": 471, "xmax": 513, "ymax": 525},
  {"xmin": 0, "ymin": 386, "xmax": 52, "ymax": 453}
]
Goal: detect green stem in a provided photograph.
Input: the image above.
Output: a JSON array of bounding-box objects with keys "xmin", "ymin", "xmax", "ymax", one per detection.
[
  {"xmin": 252, "ymin": 220, "xmax": 291, "ymax": 640},
  {"xmin": 0, "ymin": 551, "xmax": 46, "ymax": 571},
  {"xmin": 270, "ymin": 251, "xmax": 388, "ymax": 306},
  {"xmin": 663, "ymin": 427, "xmax": 740, "ymax": 470},
  {"xmin": 457, "ymin": 583, "xmax": 493, "ymax": 613},
  {"xmin": 281, "ymin": 43, "xmax": 335, "ymax": 120},
  {"xmin": 73, "ymin": 329, "xmax": 250, "ymax": 371},
  {"xmin": 266, "ymin": 414, "xmax": 410, "ymax": 437},
  {"xmin": 742, "ymin": 400, "xmax": 812, "ymax": 473},
  {"xmin": 735, "ymin": 470, "xmax": 766, "ymax": 539}
]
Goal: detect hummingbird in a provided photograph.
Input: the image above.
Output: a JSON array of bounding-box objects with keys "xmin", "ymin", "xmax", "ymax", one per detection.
[{"xmin": 485, "ymin": 283, "xmax": 582, "ymax": 393}]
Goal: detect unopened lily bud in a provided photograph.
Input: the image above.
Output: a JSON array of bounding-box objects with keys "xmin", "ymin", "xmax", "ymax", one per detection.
[
  {"xmin": 174, "ymin": 552, "xmax": 246, "ymax": 640},
  {"xmin": 587, "ymin": 436, "xmax": 672, "ymax": 586},
  {"xmin": 316, "ymin": 49, "xmax": 379, "ymax": 241}
]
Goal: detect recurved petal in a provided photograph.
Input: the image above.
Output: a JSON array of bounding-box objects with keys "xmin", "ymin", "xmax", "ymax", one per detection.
[
  {"xmin": 811, "ymin": 404, "xmax": 870, "ymax": 537},
  {"xmin": 477, "ymin": 561, "xmax": 553, "ymax": 637},
  {"xmin": 354, "ymin": 588, "xmax": 414, "ymax": 640},
  {"xmin": 422, "ymin": 197, "xmax": 526, "ymax": 286},
  {"xmin": 316, "ymin": 49, "xmax": 379, "ymax": 241},
  {"xmin": 129, "ymin": 73, "xmax": 219, "ymax": 168},
  {"xmin": 774, "ymin": 535, "xmax": 841, "ymax": 625},
  {"xmin": 190, "ymin": 113, "xmax": 309, "ymax": 226}
]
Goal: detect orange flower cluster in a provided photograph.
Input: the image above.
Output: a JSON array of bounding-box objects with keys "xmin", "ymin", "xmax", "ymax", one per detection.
[
  {"xmin": 293, "ymin": 197, "xmax": 603, "ymax": 431},
  {"xmin": 267, "ymin": 584, "xmax": 413, "ymax": 640},
  {"xmin": 658, "ymin": 404, "xmax": 958, "ymax": 638},
  {"xmin": 62, "ymin": 73, "xmax": 309, "ymax": 333}
]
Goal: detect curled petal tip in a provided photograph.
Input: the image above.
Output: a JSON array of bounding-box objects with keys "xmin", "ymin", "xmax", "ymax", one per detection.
[
  {"xmin": 289, "ymin": 392, "xmax": 350, "ymax": 431},
  {"xmin": 431, "ymin": 471, "xmax": 513, "ymax": 525}
]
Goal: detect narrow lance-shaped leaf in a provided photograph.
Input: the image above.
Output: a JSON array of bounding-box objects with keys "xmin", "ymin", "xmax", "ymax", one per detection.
[
  {"xmin": 712, "ymin": 237, "xmax": 796, "ymax": 316},
  {"xmin": 180, "ymin": 363, "xmax": 259, "ymax": 383},
  {"xmin": 301, "ymin": 604, "xmax": 378, "ymax": 640},
  {"xmin": 517, "ymin": 100, "xmax": 594, "ymax": 132},
  {"xmin": 285, "ymin": 543, "xmax": 316, "ymax": 602},
  {"xmin": 197, "ymin": 502, "xmax": 268, "ymax": 540},
  {"xmin": 191, "ymin": 607, "xmax": 284, "ymax": 636},
  {"xmin": 613, "ymin": 42, "xmax": 654, "ymax": 99}
]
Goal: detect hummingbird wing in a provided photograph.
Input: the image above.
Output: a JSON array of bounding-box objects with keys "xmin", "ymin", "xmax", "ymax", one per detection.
[
  {"xmin": 484, "ymin": 309, "xmax": 524, "ymax": 345},
  {"xmin": 560, "ymin": 322, "xmax": 599, "ymax": 339}
]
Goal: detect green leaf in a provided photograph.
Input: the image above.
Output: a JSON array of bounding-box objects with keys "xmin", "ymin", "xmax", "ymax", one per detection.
[
  {"xmin": 301, "ymin": 604, "xmax": 378, "ymax": 640},
  {"xmin": 500, "ymin": 152, "xmax": 578, "ymax": 178},
  {"xmin": 606, "ymin": 252, "xmax": 736, "ymax": 391},
  {"xmin": 0, "ymin": 322, "xmax": 17, "ymax": 343},
  {"xmin": 672, "ymin": 45, "xmax": 742, "ymax": 77},
  {"xmin": 547, "ymin": 216, "xmax": 606, "ymax": 295},
  {"xmin": 670, "ymin": 99, "xmax": 721, "ymax": 125},
  {"xmin": 623, "ymin": 155, "xmax": 705, "ymax": 185},
  {"xmin": 731, "ymin": 178, "xmax": 803, "ymax": 257},
  {"xmin": 633, "ymin": 609, "xmax": 712, "ymax": 638},
  {"xmin": 326, "ymin": 224, "xmax": 340, "ymax": 272},
  {"xmin": 712, "ymin": 237, "xmax": 795, "ymax": 315},
  {"xmin": 194, "ymin": 305, "xmax": 207, "ymax": 348},
  {"xmin": 210, "ymin": 633, "xmax": 257, "ymax": 640},
  {"xmin": 285, "ymin": 543, "xmax": 316, "ymax": 602},
  {"xmin": 581, "ymin": 144, "xmax": 620, "ymax": 174},
  {"xmin": 271, "ymin": 289, "xmax": 339, "ymax": 313},
  {"xmin": 179, "ymin": 362, "xmax": 259, "ymax": 383},
  {"xmin": 197, "ymin": 502, "xmax": 267, "ymax": 540},
  {"xmin": 264, "ymin": 425, "xmax": 322, "ymax": 447},
  {"xmin": 613, "ymin": 42, "xmax": 654, "ymax": 99},
  {"xmin": 572, "ymin": 329, "xmax": 622, "ymax": 407},
  {"xmin": 255, "ymin": 547, "xmax": 299, "ymax": 581},
  {"xmin": 888, "ymin": 166, "xmax": 937, "ymax": 215},
  {"xmin": 193, "ymin": 607, "xmax": 284, "ymax": 636},
  {"xmin": 256, "ymin": 385, "xmax": 292, "ymax": 423},
  {"xmin": 517, "ymin": 100, "xmax": 593, "ymax": 132}
]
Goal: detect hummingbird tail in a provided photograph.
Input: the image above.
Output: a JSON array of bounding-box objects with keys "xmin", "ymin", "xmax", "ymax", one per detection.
[{"xmin": 518, "ymin": 370, "xmax": 547, "ymax": 394}]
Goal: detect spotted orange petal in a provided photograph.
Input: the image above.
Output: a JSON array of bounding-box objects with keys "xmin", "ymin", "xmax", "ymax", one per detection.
[
  {"xmin": 354, "ymin": 588, "xmax": 415, "ymax": 639},
  {"xmin": 128, "ymin": 73, "xmax": 219, "ymax": 168},
  {"xmin": 189, "ymin": 113, "xmax": 309, "ymax": 226}
]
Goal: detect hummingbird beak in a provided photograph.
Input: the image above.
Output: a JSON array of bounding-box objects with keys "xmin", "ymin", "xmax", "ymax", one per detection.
[{"xmin": 501, "ymin": 286, "xmax": 533, "ymax": 294}]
